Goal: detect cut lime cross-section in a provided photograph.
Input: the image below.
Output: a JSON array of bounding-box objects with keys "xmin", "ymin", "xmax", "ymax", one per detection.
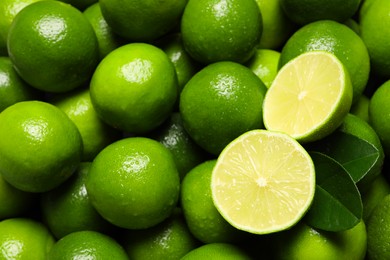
[
  {"xmin": 211, "ymin": 129, "xmax": 315, "ymax": 234},
  {"xmin": 263, "ymin": 51, "xmax": 353, "ymax": 142}
]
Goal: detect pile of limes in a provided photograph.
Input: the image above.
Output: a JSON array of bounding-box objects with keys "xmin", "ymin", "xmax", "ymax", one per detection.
[{"xmin": 0, "ymin": 0, "xmax": 389, "ymax": 259}]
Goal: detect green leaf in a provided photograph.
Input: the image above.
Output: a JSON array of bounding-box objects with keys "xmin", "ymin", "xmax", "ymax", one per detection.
[
  {"xmin": 306, "ymin": 132, "xmax": 380, "ymax": 183},
  {"xmin": 305, "ymin": 152, "xmax": 362, "ymax": 232}
]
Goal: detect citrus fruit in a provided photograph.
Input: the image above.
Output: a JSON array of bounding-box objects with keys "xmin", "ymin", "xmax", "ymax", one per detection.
[
  {"xmin": 360, "ymin": 0, "xmax": 390, "ymax": 78},
  {"xmin": 86, "ymin": 137, "xmax": 180, "ymax": 229},
  {"xmin": 41, "ymin": 162, "xmax": 114, "ymax": 239},
  {"xmin": 255, "ymin": 0, "xmax": 296, "ymax": 49},
  {"xmin": 279, "ymin": 20, "xmax": 370, "ymax": 104},
  {"xmin": 0, "ymin": 0, "xmax": 51, "ymax": 56},
  {"xmin": 211, "ymin": 129, "xmax": 315, "ymax": 234},
  {"xmin": 7, "ymin": 0, "xmax": 99, "ymax": 93},
  {"xmin": 181, "ymin": 0, "xmax": 263, "ymax": 64},
  {"xmin": 362, "ymin": 174, "xmax": 390, "ymax": 221},
  {"xmin": 367, "ymin": 194, "xmax": 390, "ymax": 259},
  {"xmin": 0, "ymin": 101, "xmax": 82, "ymax": 192},
  {"xmin": 0, "ymin": 218, "xmax": 55, "ymax": 259},
  {"xmin": 350, "ymin": 94, "xmax": 370, "ymax": 122},
  {"xmin": 369, "ymin": 80, "xmax": 390, "ymax": 157},
  {"xmin": 156, "ymin": 33, "xmax": 201, "ymax": 92},
  {"xmin": 83, "ymin": 2, "xmax": 125, "ymax": 60},
  {"xmin": 0, "ymin": 174, "xmax": 38, "ymax": 220},
  {"xmin": 149, "ymin": 112, "xmax": 208, "ymax": 180},
  {"xmin": 58, "ymin": 0, "xmax": 97, "ymax": 10},
  {"xmin": 47, "ymin": 230, "xmax": 129, "ymax": 260},
  {"xmin": 51, "ymin": 88, "xmax": 121, "ymax": 161},
  {"xmin": 121, "ymin": 208, "xmax": 199, "ymax": 260},
  {"xmin": 179, "ymin": 61, "xmax": 267, "ymax": 155},
  {"xmin": 90, "ymin": 43, "xmax": 178, "ymax": 134},
  {"xmin": 273, "ymin": 220, "xmax": 367, "ymax": 260},
  {"xmin": 245, "ymin": 48, "xmax": 280, "ymax": 88},
  {"xmin": 181, "ymin": 160, "xmax": 249, "ymax": 243},
  {"xmin": 99, "ymin": 0, "xmax": 187, "ymax": 41},
  {"xmin": 263, "ymin": 51, "xmax": 353, "ymax": 142},
  {"xmin": 181, "ymin": 243, "xmax": 252, "ymax": 260},
  {"xmin": 279, "ymin": 0, "xmax": 361, "ymax": 25},
  {"xmin": 0, "ymin": 56, "xmax": 42, "ymax": 112}
]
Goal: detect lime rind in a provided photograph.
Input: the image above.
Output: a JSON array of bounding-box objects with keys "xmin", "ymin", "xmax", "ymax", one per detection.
[
  {"xmin": 211, "ymin": 129, "xmax": 316, "ymax": 234},
  {"xmin": 263, "ymin": 51, "xmax": 353, "ymax": 143}
]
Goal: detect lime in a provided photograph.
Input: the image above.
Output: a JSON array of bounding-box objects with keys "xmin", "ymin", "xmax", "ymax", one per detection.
[
  {"xmin": 121, "ymin": 208, "xmax": 199, "ymax": 260},
  {"xmin": 0, "ymin": 0, "xmax": 51, "ymax": 56},
  {"xmin": 179, "ymin": 61, "xmax": 267, "ymax": 155},
  {"xmin": 48, "ymin": 230, "xmax": 129, "ymax": 260},
  {"xmin": 211, "ymin": 129, "xmax": 315, "ymax": 234},
  {"xmin": 41, "ymin": 162, "xmax": 114, "ymax": 239},
  {"xmin": 181, "ymin": 0, "xmax": 262, "ymax": 64},
  {"xmin": 360, "ymin": 0, "xmax": 390, "ymax": 78},
  {"xmin": 99, "ymin": 0, "xmax": 187, "ymax": 41},
  {"xmin": 0, "ymin": 101, "xmax": 82, "ymax": 192},
  {"xmin": 350, "ymin": 94, "xmax": 370, "ymax": 122},
  {"xmin": 181, "ymin": 243, "xmax": 252, "ymax": 260},
  {"xmin": 57, "ymin": 0, "xmax": 97, "ymax": 10},
  {"xmin": 83, "ymin": 2, "xmax": 125, "ymax": 60},
  {"xmin": 181, "ymin": 160, "xmax": 249, "ymax": 243},
  {"xmin": 0, "ymin": 218, "xmax": 55, "ymax": 259},
  {"xmin": 367, "ymin": 194, "xmax": 390, "ymax": 259},
  {"xmin": 7, "ymin": 0, "xmax": 99, "ymax": 93},
  {"xmin": 369, "ymin": 80, "xmax": 390, "ymax": 157},
  {"xmin": 245, "ymin": 49, "xmax": 280, "ymax": 88},
  {"xmin": 149, "ymin": 112, "xmax": 208, "ymax": 180},
  {"xmin": 86, "ymin": 137, "xmax": 180, "ymax": 229},
  {"xmin": 51, "ymin": 88, "xmax": 121, "ymax": 161},
  {"xmin": 90, "ymin": 43, "xmax": 178, "ymax": 134},
  {"xmin": 280, "ymin": 0, "xmax": 361, "ymax": 25},
  {"xmin": 362, "ymin": 174, "xmax": 390, "ymax": 221},
  {"xmin": 279, "ymin": 20, "xmax": 370, "ymax": 104},
  {"xmin": 273, "ymin": 220, "xmax": 367, "ymax": 260},
  {"xmin": 255, "ymin": 0, "xmax": 296, "ymax": 49},
  {"xmin": 0, "ymin": 56, "xmax": 42, "ymax": 112},
  {"xmin": 264, "ymin": 51, "xmax": 353, "ymax": 142}
]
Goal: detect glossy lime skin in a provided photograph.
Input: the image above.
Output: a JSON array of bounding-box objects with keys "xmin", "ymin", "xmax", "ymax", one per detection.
[
  {"xmin": 181, "ymin": 0, "xmax": 263, "ymax": 64},
  {"xmin": 47, "ymin": 231, "xmax": 129, "ymax": 260},
  {"xmin": 182, "ymin": 243, "xmax": 252, "ymax": 260},
  {"xmin": 279, "ymin": 20, "xmax": 370, "ymax": 104},
  {"xmin": 0, "ymin": 57, "xmax": 42, "ymax": 112},
  {"xmin": 90, "ymin": 43, "xmax": 178, "ymax": 134},
  {"xmin": 0, "ymin": 218, "xmax": 55, "ymax": 260},
  {"xmin": 99, "ymin": 0, "xmax": 187, "ymax": 41},
  {"xmin": 86, "ymin": 137, "xmax": 180, "ymax": 229},
  {"xmin": 0, "ymin": 101, "xmax": 83, "ymax": 193},
  {"xmin": 7, "ymin": 1, "xmax": 99, "ymax": 93},
  {"xmin": 179, "ymin": 61, "xmax": 267, "ymax": 155}
]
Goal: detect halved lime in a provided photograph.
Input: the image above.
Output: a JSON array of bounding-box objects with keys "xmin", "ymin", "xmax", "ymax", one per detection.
[
  {"xmin": 211, "ymin": 129, "xmax": 315, "ymax": 234},
  {"xmin": 263, "ymin": 51, "xmax": 353, "ymax": 142}
]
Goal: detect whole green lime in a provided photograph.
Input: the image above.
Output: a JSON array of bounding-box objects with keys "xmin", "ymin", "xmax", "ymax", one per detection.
[
  {"xmin": 179, "ymin": 61, "xmax": 267, "ymax": 155},
  {"xmin": 181, "ymin": 243, "xmax": 252, "ymax": 260},
  {"xmin": 279, "ymin": 20, "xmax": 370, "ymax": 104},
  {"xmin": 86, "ymin": 137, "xmax": 180, "ymax": 229},
  {"xmin": 181, "ymin": 0, "xmax": 263, "ymax": 64},
  {"xmin": 7, "ymin": 1, "xmax": 99, "ymax": 92},
  {"xmin": 0, "ymin": 101, "xmax": 82, "ymax": 192},
  {"xmin": 90, "ymin": 43, "xmax": 178, "ymax": 134}
]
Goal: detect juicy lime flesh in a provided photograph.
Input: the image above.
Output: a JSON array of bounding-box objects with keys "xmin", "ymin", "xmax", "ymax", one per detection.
[
  {"xmin": 264, "ymin": 52, "xmax": 346, "ymax": 139},
  {"xmin": 211, "ymin": 130, "xmax": 315, "ymax": 234}
]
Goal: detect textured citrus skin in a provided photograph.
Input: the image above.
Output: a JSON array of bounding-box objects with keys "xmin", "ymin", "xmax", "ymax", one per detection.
[
  {"xmin": 0, "ymin": 101, "xmax": 83, "ymax": 193},
  {"xmin": 279, "ymin": 20, "xmax": 370, "ymax": 104},
  {"xmin": 181, "ymin": 0, "xmax": 263, "ymax": 64},
  {"xmin": 86, "ymin": 137, "xmax": 180, "ymax": 229},
  {"xmin": 182, "ymin": 243, "xmax": 252, "ymax": 260},
  {"xmin": 7, "ymin": 1, "xmax": 99, "ymax": 93},
  {"xmin": 0, "ymin": 218, "xmax": 55, "ymax": 260},
  {"xmin": 99, "ymin": 0, "xmax": 187, "ymax": 41},
  {"xmin": 90, "ymin": 43, "xmax": 178, "ymax": 134},
  {"xmin": 179, "ymin": 61, "xmax": 267, "ymax": 155}
]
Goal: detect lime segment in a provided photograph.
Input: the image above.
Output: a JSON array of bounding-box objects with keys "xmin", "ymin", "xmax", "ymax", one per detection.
[{"xmin": 211, "ymin": 129, "xmax": 315, "ymax": 234}]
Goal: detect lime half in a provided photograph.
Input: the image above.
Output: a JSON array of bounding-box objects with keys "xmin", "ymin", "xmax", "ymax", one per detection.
[
  {"xmin": 263, "ymin": 51, "xmax": 353, "ymax": 142},
  {"xmin": 211, "ymin": 129, "xmax": 315, "ymax": 234}
]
